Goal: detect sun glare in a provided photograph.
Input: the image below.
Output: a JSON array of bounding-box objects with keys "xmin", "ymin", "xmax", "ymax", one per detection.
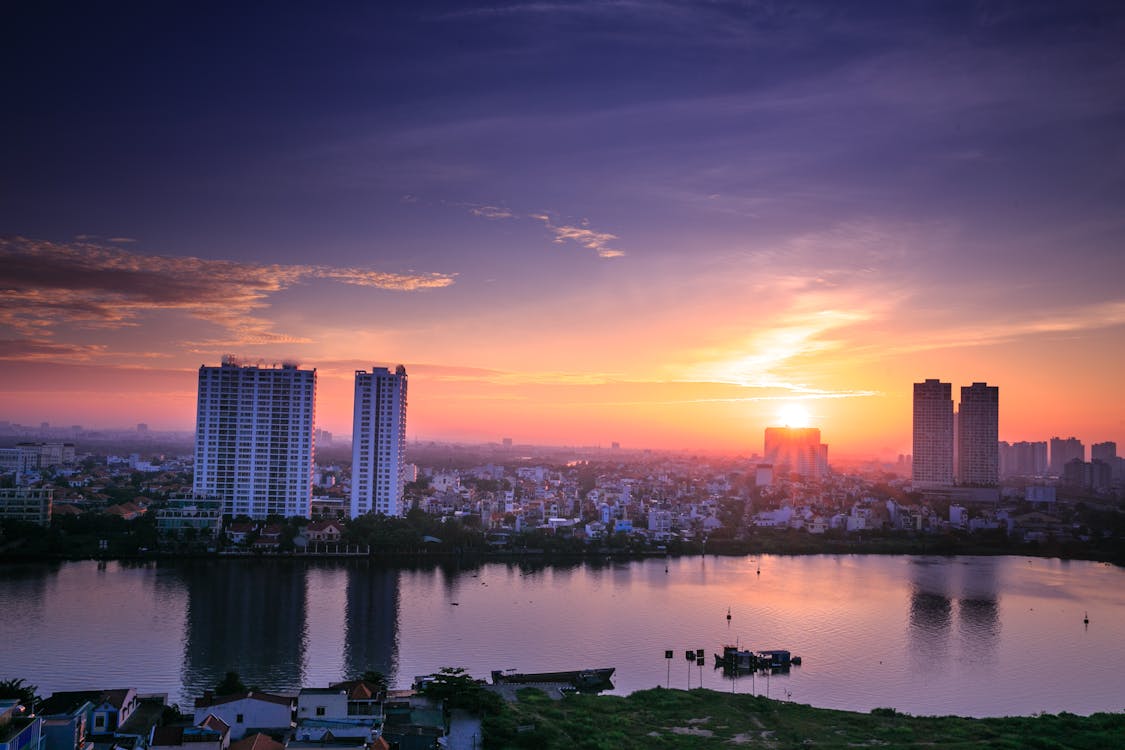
[{"xmin": 778, "ymin": 402, "xmax": 811, "ymax": 428}]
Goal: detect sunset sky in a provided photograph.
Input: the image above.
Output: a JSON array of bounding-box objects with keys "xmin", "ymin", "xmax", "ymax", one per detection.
[{"xmin": 2, "ymin": 1, "xmax": 1123, "ymax": 456}]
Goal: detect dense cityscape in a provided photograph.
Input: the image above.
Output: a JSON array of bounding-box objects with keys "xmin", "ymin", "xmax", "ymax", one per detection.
[
  {"xmin": 2, "ymin": 363, "xmax": 1124, "ymax": 748},
  {"xmin": 2, "ymin": 361, "xmax": 1123, "ymax": 562},
  {"xmin": 5, "ymin": 1, "xmax": 1125, "ymax": 747}
]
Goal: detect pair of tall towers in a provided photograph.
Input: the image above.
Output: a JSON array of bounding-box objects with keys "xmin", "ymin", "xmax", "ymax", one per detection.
[
  {"xmin": 192, "ymin": 358, "xmax": 407, "ymax": 519},
  {"xmin": 912, "ymin": 379, "xmax": 998, "ymax": 488}
]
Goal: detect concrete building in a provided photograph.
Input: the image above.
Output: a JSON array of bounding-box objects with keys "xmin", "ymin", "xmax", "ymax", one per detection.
[
  {"xmin": 1091, "ymin": 441, "xmax": 1117, "ymax": 465},
  {"xmin": 193, "ymin": 357, "xmax": 317, "ymax": 519},
  {"xmin": 155, "ymin": 496, "xmax": 223, "ymax": 540},
  {"xmin": 912, "ymin": 379, "xmax": 953, "ymax": 487},
  {"xmin": 763, "ymin": 427, "xmax": 828, "ymax": 479},
  {"xmin": 0, "ymin": 701, "xmax": 41, "ymax": 750},
  {"xmin": 999, "ymin": 440, "xmax": 1048, "ymax": 478},
  {"xmin": 957, "ymin": 382, "xmax": 999, "ymax": 486},
  {"xmin": 1064, "ymin": 458, "xmax": 1113, "ymax": 492},
  {"xmin": 350, "ymin": 366, "xmax": 408, "ymax": 518},
  {"xmin": 1049, "ymin": 436, "xmax": 1084, "ymax": 476},
  {"xmin": 192, "ymin": 693, "xmax": 295, "ymax": 742},
  {"xmin": 0, "ymin": 487, "xmax": 52, "ymax": 526}
]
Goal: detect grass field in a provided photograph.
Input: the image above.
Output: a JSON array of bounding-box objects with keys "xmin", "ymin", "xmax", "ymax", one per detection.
[{"xmin": 481, "ymin": 687, "xmax": 1125, "ymax": 749}]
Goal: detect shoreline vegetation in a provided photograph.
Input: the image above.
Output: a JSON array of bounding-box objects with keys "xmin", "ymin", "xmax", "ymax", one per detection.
[
  {"xmin": 3, "ymin": 504, "xmax": 1122, "ymax": 566},
  {"xmin": 483, "ymin": 687, "xmax": 1125, "ymax": 749},
  {"xmin": 1, "ymin": 534, "xmax": 1122, "ymax": 566}
]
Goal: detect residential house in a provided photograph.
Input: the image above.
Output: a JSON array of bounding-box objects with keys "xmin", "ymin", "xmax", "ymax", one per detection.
[
  {"xmin": 304, "ymin": 522, "xmax": 344, "ymax": 543},
  {"xmin": 0, "ymin": 700, "xmax": 41, "ymax": 750},
  {"xmin": 327, "ymin": 681, "xmax": 382, "ymax": 720},
  {"xmin": 36, "ymin": 694, "xmax": 92, "ymax": 750},
  {"xmin": 40, "ymin": 690, "xmax": 139, "ymax": 738},
  {"xmin": 225, "ymin": 524, "xmax": 255, "ymax": 545},
  {"xmin": 149, "ymin": 715, "xmax": 229, "ymax": 750},
  {"xmin": 192, "ymin": 693, "xmax": 294, "ymax": 741},
  {"xmin": 252, "ymin": 525, "xmax": 283, "ymax": 551}
]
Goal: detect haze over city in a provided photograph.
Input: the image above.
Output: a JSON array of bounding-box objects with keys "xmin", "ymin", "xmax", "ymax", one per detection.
[{"xmin": 2, "ymin": 1, "xmax": 1124, "ymax": 456}]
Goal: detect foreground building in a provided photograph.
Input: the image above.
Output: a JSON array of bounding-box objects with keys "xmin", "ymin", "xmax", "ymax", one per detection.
[
  {"xmin": 193, "ymin": 358, "xmax": 316, "ymax": 519},
  {"xmin": 351, "ymin": 366, "xmax": 408, "ymax": 518}
]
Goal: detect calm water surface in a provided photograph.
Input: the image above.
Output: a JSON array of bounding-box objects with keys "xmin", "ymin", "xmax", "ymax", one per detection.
[{"xmin": 1, "ymin": 555, "xmax": 1122, "ymax": 717}]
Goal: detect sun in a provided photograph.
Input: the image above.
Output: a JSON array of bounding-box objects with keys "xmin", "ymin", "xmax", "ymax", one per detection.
[{"xmin": 777, "ymin": 402, "xmax": 811, "ymax": 428}]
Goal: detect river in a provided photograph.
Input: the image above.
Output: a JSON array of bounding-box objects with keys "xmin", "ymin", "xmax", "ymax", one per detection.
[{"xmin": 1, "ymin": 554, "xmax": 1121, "ymax": 717}]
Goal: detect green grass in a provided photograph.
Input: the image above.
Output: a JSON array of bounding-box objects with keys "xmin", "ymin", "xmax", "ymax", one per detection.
[{"xmin": 481, "ymin": 687, "xmax": 1125, "ymax": 749}]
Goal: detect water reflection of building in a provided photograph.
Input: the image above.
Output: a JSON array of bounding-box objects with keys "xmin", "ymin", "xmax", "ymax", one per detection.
[
  {"xmin": 176, "ymin": 561, "xmax": 307, "ymax": 700},
  {"xmin": 908, "ymin": 561, "xmax": 953, "ymax": 666},
  {"xmin": 343, "ymin": 562, "xmax": 399, "ymax": 682},
  {"xmin": 956, "ymin": 559, "xmax": 1000, "ymax": 664},
  {"xmin": 908, "ymin": 558, "xmax": 1000, "ymax": 667}
]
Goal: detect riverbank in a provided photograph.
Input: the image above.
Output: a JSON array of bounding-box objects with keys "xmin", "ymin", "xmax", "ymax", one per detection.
[
  {"xmin": 2, "ymin": 534, "xmax": 1122, "ymax": 567},
  {"xmin": 483, "ymin": 687, "xmax": 1125, "ymax": 749}
]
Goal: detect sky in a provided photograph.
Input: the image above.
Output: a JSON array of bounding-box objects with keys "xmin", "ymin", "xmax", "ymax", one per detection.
[{"xmin": 2, "ymin": 0, "xmax": 1124, "ymax": 457}]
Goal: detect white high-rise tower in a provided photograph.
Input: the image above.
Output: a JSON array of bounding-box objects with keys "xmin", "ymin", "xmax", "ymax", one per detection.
[
  {"xmin": 193, "ymin": 357, "xmax": 316, "ymax": 519},
  {"xmin": 351, "ymin": 365, "xmax": 408, "ymax": 518}
]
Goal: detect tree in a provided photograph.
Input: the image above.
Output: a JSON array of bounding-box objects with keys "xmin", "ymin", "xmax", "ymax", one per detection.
[
  {"xmin": 214, "ymin": 671, "xmax": 247, "ymax": 696},
  {"xmin": 419, "ymin": 668, "xmax": 501, "ymax": 716},
  {"xmin": 360, "ymin": 670, "xmax": 388, "ymax": 696},
  {"xmin": 0, "ymin": 678, "xmax": 39, "ymax": 708}
]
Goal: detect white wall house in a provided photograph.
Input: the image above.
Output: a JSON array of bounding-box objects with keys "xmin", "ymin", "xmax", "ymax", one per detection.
[{"xmin": 193, "ymin": 693, "xmax": 295, "ymax": 741}]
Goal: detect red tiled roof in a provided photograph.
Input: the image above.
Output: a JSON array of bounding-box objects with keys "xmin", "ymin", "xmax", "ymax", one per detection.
[
  {"xmin": 199, "ymin": 715, "xmax": 230, "ymax": 734},
  {"xmin": 327, "ymin": 680, "xmax": 380, "ymax": 700}
]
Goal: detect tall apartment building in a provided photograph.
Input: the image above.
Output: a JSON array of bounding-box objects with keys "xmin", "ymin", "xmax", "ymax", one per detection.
[
  {"xmin": 763, "ymin": 427, "xmax": 828, "ymax": 479},
  {"xmin": 912, "ymin": 379, "xmax": 953, "ymax": 487},
  {"xmin": 1049, "ymin": 436, "xmax": 1084, "ymax": 475},
  {"xmin": 957, "ymin": 382, "xmax": 999, "ymax": 486},
  {"xmin": 193, "ymin": 358, "xmax": 316, "ymax": 519},
  {"xmin": 1091, "ymin": 441, "xmax": 1117, "ymax": 464},
  {"xmin": 351, "ymin": 366, "xmax": 408, "ymax": 518}
]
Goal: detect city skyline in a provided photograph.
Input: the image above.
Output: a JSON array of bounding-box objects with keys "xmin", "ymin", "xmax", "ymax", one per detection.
[{"xmin": 2, "ymin": 2, "xmax": 1124, "ymax": 455}]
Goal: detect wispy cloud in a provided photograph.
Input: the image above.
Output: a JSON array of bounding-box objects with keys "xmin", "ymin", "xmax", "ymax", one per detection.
[
  {"xmin": 529, "ymin": 213, "xmax": 625, "ymax": 258},
  {"xmin": 0, "ymin": 339, "xmax": 109, "ymax": 361},
  {"xmin": 0, "ymin": 237, "xmax": 456, "ymax": 346},
  {"xmin": 882, "ymin": 299, "xmax": 1125, "ymax": 356},
  {"xmin": 467, "ymin": 204, "xmax": 515, "ymax": 220},
  {"xmin": 461, "ymin": 202, "xmax": 625, "ymax": 258}
]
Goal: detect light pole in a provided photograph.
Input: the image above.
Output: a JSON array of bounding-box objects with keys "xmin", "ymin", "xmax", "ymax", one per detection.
[{"xmin": 664, "ymin": 650, "xmax": 673, "ymax": 689}]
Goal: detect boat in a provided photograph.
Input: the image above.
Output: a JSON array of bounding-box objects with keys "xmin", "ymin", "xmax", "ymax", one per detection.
[
  {"xmin": 714, "ymin": 646, "xmax": 802, "ymax": 672},
  {"xmin": 756, "ymin": 649, "xmax": 794, "ymax": 669},
  {"xmin": 714, "ymin": 645, "xmax": 756, "ymax": 671},
  {"xmin": 491, "ymin": 667, "xmax": 615, "ymax": 689}
]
